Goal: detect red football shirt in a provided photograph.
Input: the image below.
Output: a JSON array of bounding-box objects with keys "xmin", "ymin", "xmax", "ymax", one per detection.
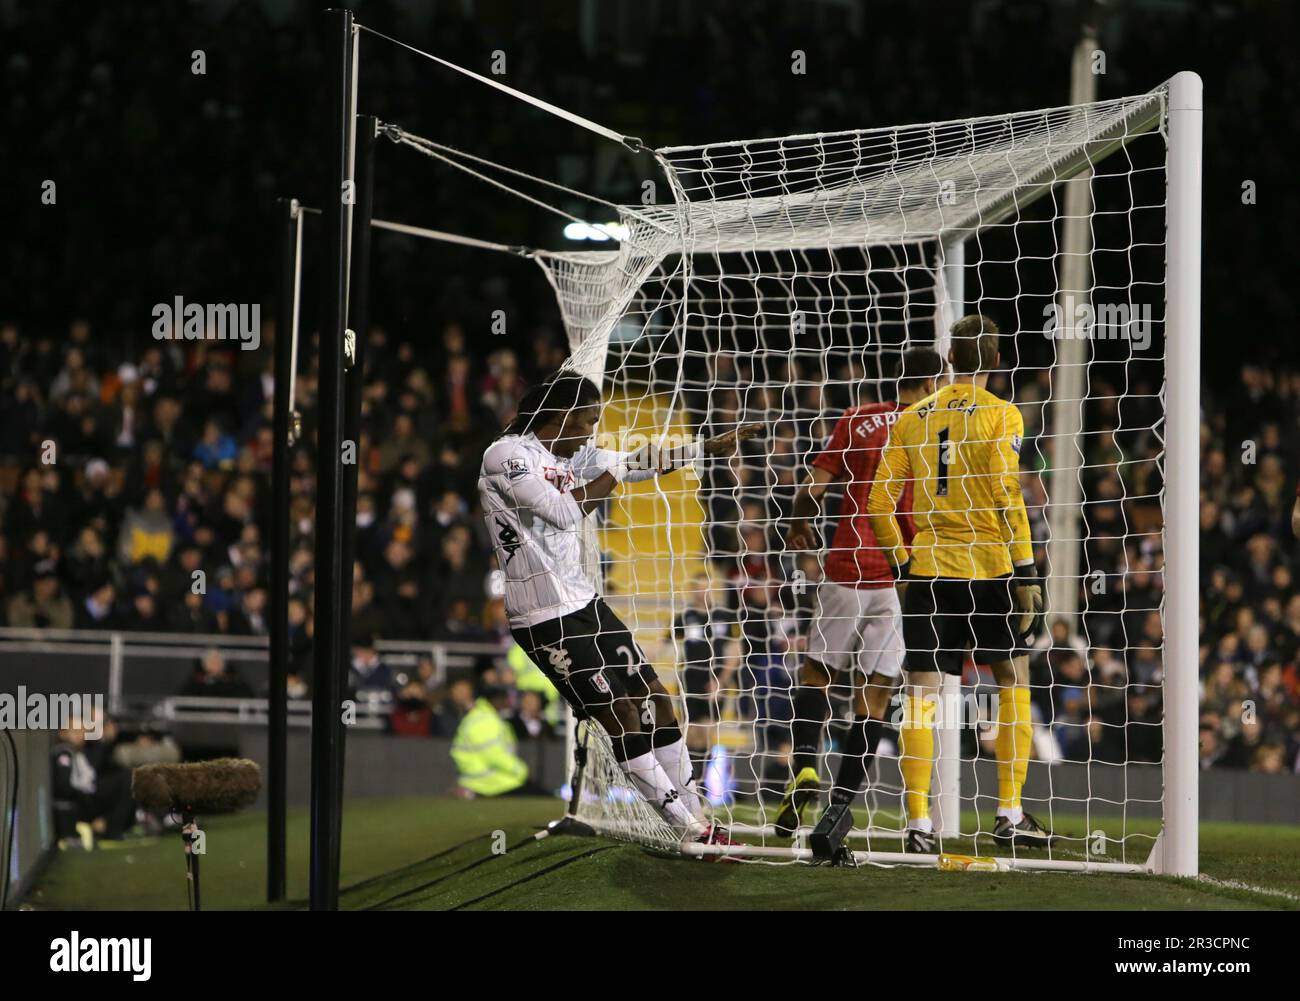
[{"xmin": 811, "ymin": 401, "xmax": 915, "ymax": 588}]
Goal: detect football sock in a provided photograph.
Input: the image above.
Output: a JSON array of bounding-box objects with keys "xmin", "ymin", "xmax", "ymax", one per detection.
[
  {"xmin": 653, "ymin": 736, "xmax": 706, "ymax": 823},
  {"xmin": 619, "ymin": 751, "xmax": 698, "ymax": 832},
  {"xmin": 830, "ymin": 715, "xmax": 883, "ymax": 806},
  {"xmin": 996, "ymin": 685, "xmax": 1033, "ymax": 821},
  {"xmin": 791, "ymin": 682, "xmax": 832, "ymax": 775},
  {"xmin": 900, "ymin": 693, "xmax": 937, "ymax": 826}
]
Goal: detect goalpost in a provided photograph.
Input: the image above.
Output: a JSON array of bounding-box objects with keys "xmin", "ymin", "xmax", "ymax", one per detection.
[
  {"xmin": 530, "ymin": 78, "xmax": 1201, "ymax": 874},
  {"xmin": 310, "ymin": 10, "xmax": 1201, "ymax": 881}
]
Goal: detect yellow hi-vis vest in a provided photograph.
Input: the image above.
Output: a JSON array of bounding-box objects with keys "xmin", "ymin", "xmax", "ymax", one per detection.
[
  {"xmin": 509, "ymin": 642, "xmax": 558, "ymax": 700},
  {"xmin": 451, "ymin": 698, "xmax": 528, "ymax": 796},
  {"xmin": 508, "ymin": 642, "xmax": 564, "ymax": 727}
]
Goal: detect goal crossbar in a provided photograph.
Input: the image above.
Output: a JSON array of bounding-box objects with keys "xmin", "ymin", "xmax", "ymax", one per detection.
[{"xmin": 640, "ymin": 88, "xmax": 1166, "ymax": 250}]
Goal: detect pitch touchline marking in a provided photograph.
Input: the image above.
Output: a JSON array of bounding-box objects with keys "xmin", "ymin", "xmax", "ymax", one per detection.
[
  {"xmin": 1047, "ymin": 844, "xmax": 1299, "ymax": 902},
  {"xmin": 1195, "ymin": 874, "xmax": 1300, "ymax": 903}
]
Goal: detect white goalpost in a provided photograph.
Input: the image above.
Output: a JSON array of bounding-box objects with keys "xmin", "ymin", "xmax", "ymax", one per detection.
[{"xmin": 342, "ymin": 16, "xmax": 1201, "ymax": 875}]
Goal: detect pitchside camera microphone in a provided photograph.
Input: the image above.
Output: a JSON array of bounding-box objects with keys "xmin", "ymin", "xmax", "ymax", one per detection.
[
  {"xmin": 131, "ymin": 758, "xmax": 262, "ymax": 814},
  {"xmin": 133, "ymin": 759, "xmax": 262, "ymax": 913}
]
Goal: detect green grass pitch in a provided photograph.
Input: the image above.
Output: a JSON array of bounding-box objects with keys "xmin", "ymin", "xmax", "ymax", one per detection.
[{"xmin": 24, "ymin": 796, "xmax": 1300, "ymax": 911}]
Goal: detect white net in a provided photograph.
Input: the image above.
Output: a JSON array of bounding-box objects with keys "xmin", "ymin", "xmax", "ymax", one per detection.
[{"xmin": 541, "ymin": 84, "xmax": 1174, "ymax": 869}]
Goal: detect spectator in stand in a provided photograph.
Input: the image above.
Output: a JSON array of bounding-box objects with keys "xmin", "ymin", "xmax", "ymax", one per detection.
[
  {"xmin": 117, "ymin": 487, "xmax": 174, "ymax": 567},
  {"xmin": 232, "ymin": 585, "xmax": 270, "ymax": 636},
  {"xmin": 122, "ymin": 580, "xmax": 167, "ymax": 632},
  {"xmin": 65, "ymin": 526, "xmax": 110, "ymax": 599},
  {"xmin": 390, "ymin": 678, "xmax": 436, "ymax": 737},
  {"xmin": 193, "ymin": 418, "xmax": 238, "ymax": 471},
  {"xmin": 437, "ymin": 675, "xmax": 477, "ymax": 737},
  {"xmin": 349, "ymin": 574, "xmax": 386, "ymax": 644},
  {"xmin": 376, "ymin": 415, "xmax": 431, "ymax": 475},
  {"xmin": 51, "ymin": 711, "xmax": 137, "ymax": 845},
  {"xmin": 348, "ymin": 632, "xmax": 396, "ymax": 701},
  {"xmin": 509, "ymin": 690, "xmax": 558, "ymax": 742},
  {"xmin": 75, "ymin": 579, "xmax": 118, "ymax": 630},
  {"xmin": 481, "ymin": 348, "xmax": 528, "ymax": 427},
  {"xmin": 7, "ymin": 569, "xmax": 73, "ymax": 629},
  {"xmin": 171, "ymin": 587, "xmax": 219, "ymax": 634},
  {"xmin": 181, "ymin": 647, "xmax": 255, "ymax": 699}
]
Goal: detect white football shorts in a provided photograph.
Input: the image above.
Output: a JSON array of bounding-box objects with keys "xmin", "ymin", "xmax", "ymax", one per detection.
[{"xmin": 805, "ymin": 580, "xmax": 904, "ymax": 679}]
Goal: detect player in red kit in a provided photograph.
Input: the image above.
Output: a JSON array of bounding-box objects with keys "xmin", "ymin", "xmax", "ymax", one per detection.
[{"xmin": 775, "ymin": 347, "xmax": 945, "ymax": 836}]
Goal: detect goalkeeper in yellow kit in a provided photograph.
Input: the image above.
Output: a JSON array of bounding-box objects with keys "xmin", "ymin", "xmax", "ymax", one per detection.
[{"xmin": 867, "ymin": 314, "xmax": 1054, "ymax": 853}]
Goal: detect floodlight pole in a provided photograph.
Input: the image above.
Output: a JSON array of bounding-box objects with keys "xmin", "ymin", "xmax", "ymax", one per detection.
[
  {"xmin": 268, "ymin": 196, "xmax": 301, "ymax": 902},
  {"xmin": 1159, "ymin": 70, "xmax": 1202, "ymax": 877},
  {"xmin": 310, "ymin": 6, "xmax": 356, "ymax": 912}
]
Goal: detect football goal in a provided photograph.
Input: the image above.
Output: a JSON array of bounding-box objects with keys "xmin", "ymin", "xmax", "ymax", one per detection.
[{"xmin": 301, "ymin": 10, "xmax": 1201, "ymax": 885}]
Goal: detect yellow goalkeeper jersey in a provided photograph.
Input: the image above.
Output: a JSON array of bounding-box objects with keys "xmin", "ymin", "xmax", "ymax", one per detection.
[{"xmin": 866, "ymin": 381, "xmax": 1034, "ymax": 579}]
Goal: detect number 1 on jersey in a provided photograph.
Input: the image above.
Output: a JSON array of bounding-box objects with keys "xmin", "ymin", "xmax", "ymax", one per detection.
[{"xmin": 936, "ymin": 427, "xmax": 950, "ymax": 496}]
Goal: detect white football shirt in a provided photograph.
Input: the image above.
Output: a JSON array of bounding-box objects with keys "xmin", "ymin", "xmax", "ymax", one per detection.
[{"xmin": 478, "ymin": 432, "xmax": 657, "ymax": 628}]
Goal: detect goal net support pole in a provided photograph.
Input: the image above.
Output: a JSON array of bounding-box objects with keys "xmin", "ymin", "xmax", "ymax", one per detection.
[
  {"xmin": 1045, "ymin": 29, "xmax": 1098, "ymax": 635},
  {"xmin": 1156, "ymin": 70, "xmax": 1202, "ymax": 878},
  {"xmin": 932, "ymin": 237, "xmax": 963, "ymax": 841}
]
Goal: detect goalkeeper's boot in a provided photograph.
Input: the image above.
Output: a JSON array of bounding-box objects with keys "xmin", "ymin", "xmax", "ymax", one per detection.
[
  {"xmin": 992, "ymin": 811, "xmax": 1057, "ymax": 849},
  {"xmin": 903, "ymin": 826, "xmax": 938, "ymax": 854},
  {"xmin": 773, "ymin": 767, "xmax": 821, "ymax": 838}
]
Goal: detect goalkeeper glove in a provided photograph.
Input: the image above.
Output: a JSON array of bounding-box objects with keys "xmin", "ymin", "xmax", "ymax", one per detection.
[{"xmin": 1011, "ymin": 563, "xmax": 1044, "ymax": 641}]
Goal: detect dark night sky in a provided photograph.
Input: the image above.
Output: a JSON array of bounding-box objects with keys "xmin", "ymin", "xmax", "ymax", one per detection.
[{"xmin": 7, "ymin": 0, "xmax": 1298, "ymax": 384}]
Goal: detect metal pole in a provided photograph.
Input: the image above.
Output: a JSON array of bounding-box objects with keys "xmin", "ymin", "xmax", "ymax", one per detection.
[
  {"xmin": 268, "ymin": 197, "xmax": 299, "ymax": 902},
  {"xmin": 1159, "ymin": 70, "xmax": 1202, "ymax": 877},
  {"xmin": 310, "ymin": 6, "xmax": 355, "ymax": 912},
  {"xmin": 336, "ymin": 115, "xmax": 377, "ymax": 811},
  {"xmin": 1044, "ymin": 24, "xmax": 1098, "ymax": 637},
  {"xmin": 932, "ymin": 238, "xmax": 963, "ymax": 839}
]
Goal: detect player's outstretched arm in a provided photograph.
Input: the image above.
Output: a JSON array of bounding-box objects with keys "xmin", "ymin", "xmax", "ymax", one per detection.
[
  {"xmin": 700, "ymin": 422, "xmax": 764, "ymax": 457},
  {"xmin": 590, "ymin": 423, "xmax": 763, "ymax": 485},
  {"xmin": 570, "ymin": 470, "xmax": 620, "ymax": 515}
]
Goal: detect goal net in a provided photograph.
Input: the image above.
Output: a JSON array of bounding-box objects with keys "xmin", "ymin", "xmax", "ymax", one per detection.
[{"xmin": 535, "ymin": 79, "xmax": 1199, "ymax": 871}]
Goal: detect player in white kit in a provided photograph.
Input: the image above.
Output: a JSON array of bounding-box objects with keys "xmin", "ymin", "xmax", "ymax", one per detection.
[{"xmin": 479, "ymin": 372, "xmax": 759, "ymax": 848}]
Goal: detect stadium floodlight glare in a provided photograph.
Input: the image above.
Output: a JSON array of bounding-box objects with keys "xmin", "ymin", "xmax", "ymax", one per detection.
[{"xmin": 564, "ymin": 221, "xmax": 629, "ymax": 242}]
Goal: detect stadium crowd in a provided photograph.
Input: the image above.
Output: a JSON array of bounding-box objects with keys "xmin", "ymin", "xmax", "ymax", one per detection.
[
  {"xmin": 3, "ymin": 0, "xmax": 1298, "ymax": 776},
  {"xmin": 2, "ymin": 306, "xmax": 1298, "ymax": 774}
]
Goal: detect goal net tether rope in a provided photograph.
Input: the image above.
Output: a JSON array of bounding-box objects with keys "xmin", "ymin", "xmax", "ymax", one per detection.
[{"xmin": 356, "ymin": 21, "xmax": 648, "ymax": 153}]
